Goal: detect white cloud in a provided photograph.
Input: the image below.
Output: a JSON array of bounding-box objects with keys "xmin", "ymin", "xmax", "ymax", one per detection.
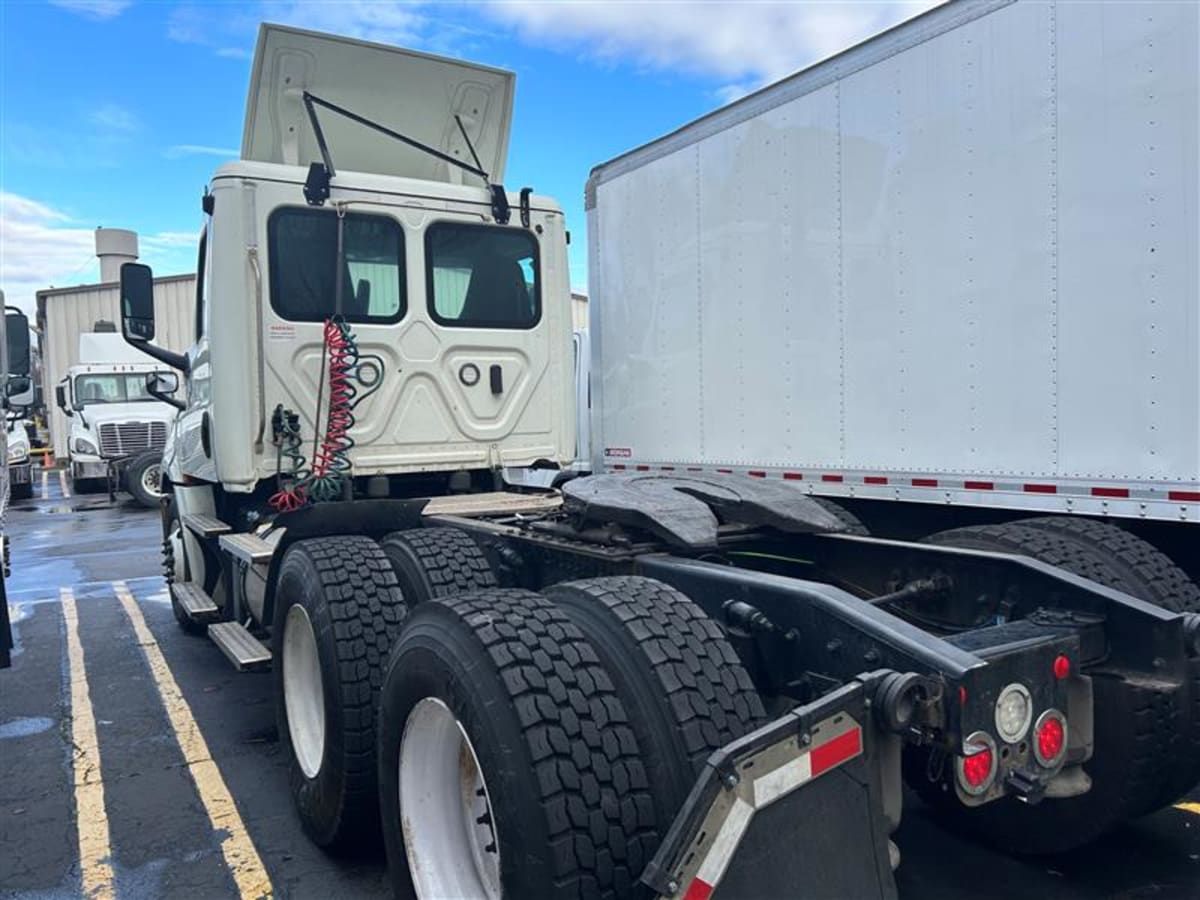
[
  {"xmin": 89, "ymin": 103, "xmax": 140, "ymax": 133},
  {"xmin": 48, "ymin": 0, "xmax": 132, "ymax": 21},
  {"xmin": 0, "ymin": 193, "xmax": 196, "ymax": 317},
  {"xmin": 166, "ymin": 2, "xmax": 485, "ymax": 63},
  {"xmin": 165, "ymin": 0, "xmax": 937, "ymax": 101},
  {"xmin": 258, "ymin": 0, "xmax": 426, "ymax": 45},
  {"xmin": 167, "ymin": 1, "xmax": 428, "ymax": 59},
  {"xmin": 165, "ymin": 144, "xmax": 239, "ymax": 159},
  {"xmin": 483, "ymin": 0, "xmax": 939, "ymax": 94}
]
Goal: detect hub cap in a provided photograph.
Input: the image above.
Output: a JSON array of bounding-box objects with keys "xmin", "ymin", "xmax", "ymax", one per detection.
[
  {"xmin": 399, "ymin": 698, "xmax": 501, "ymax": 900},
  {"xmin": 282, "ymin": 605, "xmax": 325, "ymax": 779},
  {"xmin": 141, "ymin": 463, "xmax": 164, "ymax": 497}
]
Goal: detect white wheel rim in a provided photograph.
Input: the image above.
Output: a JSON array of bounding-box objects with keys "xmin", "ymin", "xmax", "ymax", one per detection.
[
  {"xmin": 142, "ymin": 463, "xmax": 163, "ymax": 497},
  {"xmin": 283, "ymin": 605, "xmax": 325, "ymax": 779},
  {"xmin": 399, "ymin": 698, "xmax": 501, "ymax": 900}
]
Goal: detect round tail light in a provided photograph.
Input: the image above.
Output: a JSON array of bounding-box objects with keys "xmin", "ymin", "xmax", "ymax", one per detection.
[
  {"xmin": 1033, "ymin": 710, "xmax": 1068, "ymax": 767},
  {"xmin": 955, "ymin": 732, "xmax": 998, "ymax": 795}
]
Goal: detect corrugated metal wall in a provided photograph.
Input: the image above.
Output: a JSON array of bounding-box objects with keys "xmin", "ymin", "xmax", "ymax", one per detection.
[{"xmin": 38, "ymin": 275, "xmax": 196, "ymax": 458}]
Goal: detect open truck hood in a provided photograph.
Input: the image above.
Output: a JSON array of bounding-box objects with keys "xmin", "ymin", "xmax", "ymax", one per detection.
[{"xmin": 242, "ymin": 23, "xmax": 515, "ymax": 183}]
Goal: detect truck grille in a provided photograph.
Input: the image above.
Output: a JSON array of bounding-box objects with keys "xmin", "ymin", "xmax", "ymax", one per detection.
[{"xmin": 97, "ymin": 422, "xmax": 167, "ymax": 458}]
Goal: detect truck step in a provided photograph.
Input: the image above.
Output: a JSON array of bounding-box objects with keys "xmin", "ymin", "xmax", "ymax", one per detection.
[
  {"xmin": 208, "ymin": 621, "xmax": 272, "ymax": 672},
  {"xmin": 219, "ymin": 532, "xmax": 275, "ymax": 564},
  {"xmin": 182, "ymin": 513, "xmax": 231, "ymax": 537},
  {"xmin": 170, "ymin": 582, "xmax": 220, "ymax": 623}
]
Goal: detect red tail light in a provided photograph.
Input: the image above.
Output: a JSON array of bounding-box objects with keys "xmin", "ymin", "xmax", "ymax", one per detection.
[
  {"xmin": 955, "ymin": 732, "xmax": 998, "ymax": 795},
  {"xmin": 962, "ymin": 748, "xmax": 994, "ymax": 787},
  {"xmin": 1033, "ymin": 710, "xmax": 1067, "ymax": 767}
]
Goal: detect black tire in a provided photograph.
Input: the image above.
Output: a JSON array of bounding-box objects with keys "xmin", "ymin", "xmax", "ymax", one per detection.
[
  {"xmin": 125, "ymin": 451, "xmax": 164, "ymax": 509},
  {"xmin": 545, "ymin": 576, "xmax": 766, "ymax": 829},
  {"xmin": 811, "ymin": 497, "xmax": 869, "ymax": 535},
  {"xmin": 378, "ymin": 526, "xmax": 497, "ymax": 606},
  {"xmin": 163, "ymin": 498, "xmax": 205, "ymax": 636},
  {"xmin": 1016, "ymin": 516, "xmax": 1200, "ymax": 613},
  {"xmin": 913, "ymin": 522, "xmax": 1191, "ymax": 853},
  {"xmin": 377, "ymin": 588, "xmax": 659, "ymax": 900},
  {"xmin": 274, "ymin": 536, "xmax": 407, "ymax": 851},
  {"xmin": 10, "ymin": 480, "xmax": 33, "ymax": 501}
]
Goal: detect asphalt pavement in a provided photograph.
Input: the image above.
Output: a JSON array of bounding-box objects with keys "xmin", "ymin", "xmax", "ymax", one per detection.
[{"xmin": 1, "ymin": 470, "xmax": 1197, "ymax": 899}]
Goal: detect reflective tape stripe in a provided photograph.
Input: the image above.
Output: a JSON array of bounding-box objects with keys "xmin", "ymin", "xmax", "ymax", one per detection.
[
  {"xmin": 753, "ymin": 754, "xmax": 812, "ymax": 807},
  {"xmin": 693, "ymin": 797, "xmax": 754, "ymax": 888},
  {"xmin": 602, "ymin": 464, "xmax": 1199, "ymax": 506},
  {"xmin": 811, "ymin": 727, "xmax": 863, "ymax": 777}
]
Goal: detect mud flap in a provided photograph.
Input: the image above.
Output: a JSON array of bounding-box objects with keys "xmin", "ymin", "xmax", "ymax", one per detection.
[{"xmin": 641, "ymin": 678, "xmax": 898, "ymax": 900}]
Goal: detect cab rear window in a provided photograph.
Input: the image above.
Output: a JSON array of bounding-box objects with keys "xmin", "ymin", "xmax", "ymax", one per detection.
[
  {"xmin": 426, "ymin": 223, "xmax": 540, "ymax": 329},
  {"xmin": 268, "ymin": 208, "xmax": 406, "ymax": 323}
]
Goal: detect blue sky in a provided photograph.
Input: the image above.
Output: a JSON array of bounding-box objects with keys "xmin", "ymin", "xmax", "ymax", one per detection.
[{"xmin": 1, "ymin": 0, "xmax": 931, "ymax": 316}]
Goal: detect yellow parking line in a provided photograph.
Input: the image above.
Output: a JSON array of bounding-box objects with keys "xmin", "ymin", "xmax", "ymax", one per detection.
[
  {"xmin": 113, "ymin": 581, "xmax": 273, "ymax": 899},
  {"xmin": 40, "ymin": 469, "xmax": 49, "ymax": 500},
  {"xmin": 1176, "ymin": 802, "xmax": 1200, "ymax": 816},
  {"xmin": 59, "ymin": 469, "xmax": 71, "ymax": 498},
  {"xmin": 62, "ymin": 586, "xmax": 115, "ymax": 900}
]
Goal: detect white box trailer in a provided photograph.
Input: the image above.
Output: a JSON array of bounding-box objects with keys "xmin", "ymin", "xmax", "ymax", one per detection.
[{"xmin": 586, "ymin": 0, "xmax": 1199, "ymax": 527}]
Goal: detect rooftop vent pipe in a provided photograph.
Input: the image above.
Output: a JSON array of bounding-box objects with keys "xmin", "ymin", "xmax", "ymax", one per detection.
[{"xmin": 95, "ymin": 228, "xmax": 139, "ymax": 284}]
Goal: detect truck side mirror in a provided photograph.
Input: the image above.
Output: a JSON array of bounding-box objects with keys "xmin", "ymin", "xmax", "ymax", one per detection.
[
  {"xmin": 3, "ymin": 307, "xmax": 30, "ymax": 377},
  {"xmin": 148, "ymin": 372, "xmax": 179, "ymax": 394},
  {"xmin": 5, "ymin": 376, "xmax": 30, "ymax": 398},
  {"xmin": 118, "ymin": 262, "xmax": 190, "ymax": 374},
  {"xmin": 121, "ymin": 262, "xmax": 157, "ymax": 342},
  {"xmin": 146, "ymin": 371, "xmax": 185, "ymax": 411},
  {"xmin": 55, "ymin": 383, "xmax": 73, "ymax": 417}
]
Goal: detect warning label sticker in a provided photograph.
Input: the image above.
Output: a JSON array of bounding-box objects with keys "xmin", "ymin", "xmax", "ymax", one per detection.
[
  {"xmin": 604, "ymin": 447, "xmax": 632, "ymax": 458},
  {"xmin": 268, "ymin": 323, "xmax": 296, "ymax": 341}
]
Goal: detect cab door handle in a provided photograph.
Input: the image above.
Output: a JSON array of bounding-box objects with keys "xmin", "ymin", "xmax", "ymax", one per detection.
[{"xmin": 489, "ymin": 365, "xmax": 503, "ymax": 395}]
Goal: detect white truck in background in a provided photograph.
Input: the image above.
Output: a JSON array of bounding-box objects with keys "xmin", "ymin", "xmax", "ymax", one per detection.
[
  {"xmin": 2, "ymin": 298, "xmax": 34, "ymax": 667},
  {"xmin": 54, "ymin": 331, "xmax": 181, "ymax": 506},
  {"xmin": 586, "ymin": 0, "xmax": 1199, "ymax": 575},
  {"xmin": 117, "ymin": 12, "xmax": 1199, "ymax": 899}
]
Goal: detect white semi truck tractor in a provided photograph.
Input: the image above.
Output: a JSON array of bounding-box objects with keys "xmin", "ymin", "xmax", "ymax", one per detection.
[
  {"xmin": 55, "ymin": 331, "xmax": 181, "ymax": 506},
  {"xmin": 123, "ymin": 14, "xmax": 1198, "ymax": 899},
  {"xmin": 2, "ymin": 297, "xmax": 34, "ymax": 667}
]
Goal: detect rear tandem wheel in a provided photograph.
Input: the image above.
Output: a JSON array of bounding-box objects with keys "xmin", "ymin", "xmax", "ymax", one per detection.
[
  {"xmin": 376, "ymin": 588, "xmax": 660, "ymax": 900},
  {"xmin": 273, "ymin": 535, "xmax": 408, "ymax": 850}
]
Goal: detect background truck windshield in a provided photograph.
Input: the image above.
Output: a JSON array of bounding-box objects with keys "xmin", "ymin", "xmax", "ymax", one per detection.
[{"xmin": 74, "ymin": 374, "xmax": 161, "ymax": 405}]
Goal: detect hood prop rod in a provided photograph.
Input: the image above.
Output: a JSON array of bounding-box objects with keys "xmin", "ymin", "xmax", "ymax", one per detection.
[{"xmin": 299, "ymin": 91, "xmax": 505, "ymax": 216}]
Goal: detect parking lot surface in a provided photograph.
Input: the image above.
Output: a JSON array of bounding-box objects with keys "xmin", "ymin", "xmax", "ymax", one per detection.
[{"xmin": 2, "ymin": 474, "xmax": 1198, "ymax": 899}]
